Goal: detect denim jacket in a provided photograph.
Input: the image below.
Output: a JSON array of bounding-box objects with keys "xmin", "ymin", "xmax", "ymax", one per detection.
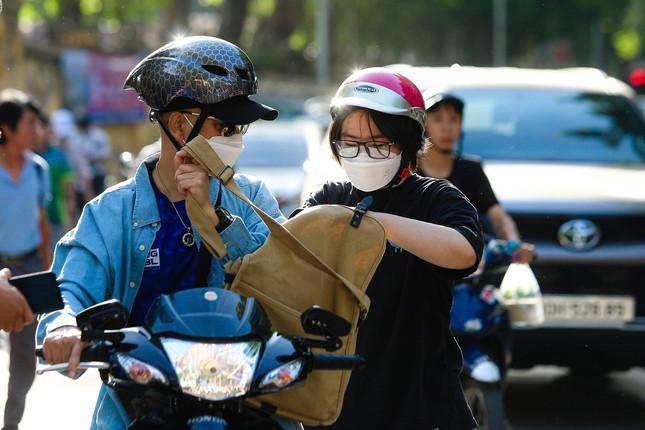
[{"xmin": 36, "ymin": 157, "xmax": 286, "ymax": 429}]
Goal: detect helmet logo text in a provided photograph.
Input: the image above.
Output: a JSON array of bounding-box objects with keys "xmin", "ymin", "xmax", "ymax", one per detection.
[{"xmin": 354, "ymin": 85, "xmax": 378, "ymax": 94}]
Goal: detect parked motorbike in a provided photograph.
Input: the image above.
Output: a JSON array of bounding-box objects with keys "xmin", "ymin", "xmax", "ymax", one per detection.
[
  {"xmin": 36, "ymin": 287, "xmax": 364, "ymax": 429},
  {"xmin": 451, "ymin": 239, "xmax": 519, "ymax": 430}
]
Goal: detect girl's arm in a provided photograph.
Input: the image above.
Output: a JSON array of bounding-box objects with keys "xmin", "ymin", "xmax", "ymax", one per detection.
[{"xmin": 369, "ymin": 211, "xmax": 477, "ymax": 269}]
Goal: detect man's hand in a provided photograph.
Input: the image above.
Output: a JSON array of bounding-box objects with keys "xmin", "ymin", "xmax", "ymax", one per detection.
[
  {"xmin": 42, "ymin": 326, "xmax": 88, "ymax": 378},
  {"xmin": 174, "ymin": 150, "xmax": 213, "ymax": 211},
  {"xmin": 0, "ymin": 268, "xmax": 34, "ymax": 332}
]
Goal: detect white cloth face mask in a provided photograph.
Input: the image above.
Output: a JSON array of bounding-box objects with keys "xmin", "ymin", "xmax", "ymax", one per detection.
[
  {"xmin": 205, "ymin": 134, "xmax": 245, "ymax": 167},
  {"xmin": 340, "ymin": 152, "xmax": 402, "ymax": 192},
  {"xmin": 184, "ymin": 114, "xmax": 245, "ymax": 166}
]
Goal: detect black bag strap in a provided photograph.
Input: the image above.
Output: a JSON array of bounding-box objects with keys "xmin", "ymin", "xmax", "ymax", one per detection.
[{"xmin": 193, "ymin": 182, "xmax": 222, "ymax": 288}]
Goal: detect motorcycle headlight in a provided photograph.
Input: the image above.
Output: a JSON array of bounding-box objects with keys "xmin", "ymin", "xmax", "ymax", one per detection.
[
  {"xmin": 161, "ymin": 338, "xmax": 261, "ymax": 401},
  {"xmin": 116, "ymin": 353, "xmax": 168, "ymax": 385},
  {"xmin": 258, "ymin": 359, "xmax": 304, "ymax": 392}
]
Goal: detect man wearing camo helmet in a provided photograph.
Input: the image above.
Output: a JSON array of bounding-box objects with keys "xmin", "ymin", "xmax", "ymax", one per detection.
[{"xmin": 36, "ymin": 36, "xmax": 296, "ymax": 429}]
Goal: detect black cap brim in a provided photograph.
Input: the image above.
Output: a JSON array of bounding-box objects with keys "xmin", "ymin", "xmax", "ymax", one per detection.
[{"xmin": 208, "ymin": 95, "xmax": 278, "ymax": 124}]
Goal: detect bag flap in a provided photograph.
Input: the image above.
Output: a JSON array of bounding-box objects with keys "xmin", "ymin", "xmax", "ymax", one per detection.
[{"xmin": 286, "ymin": 205, "xmax": 386, "ymax": 293}]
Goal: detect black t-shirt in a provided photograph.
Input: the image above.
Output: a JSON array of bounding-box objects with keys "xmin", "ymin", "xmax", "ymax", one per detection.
[
  {"xmin": 419, "ymin": 155, "xmax": 499, "ymax": 215},
  {"xmin": 296, "ymin": 175, "xmax": 482, "ymax": 430}
]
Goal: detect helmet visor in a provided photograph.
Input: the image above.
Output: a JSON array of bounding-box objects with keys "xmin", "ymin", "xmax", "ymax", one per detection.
[{"xmin": 207, "ymin": 95, "xmax": 278, "ymax": 124}]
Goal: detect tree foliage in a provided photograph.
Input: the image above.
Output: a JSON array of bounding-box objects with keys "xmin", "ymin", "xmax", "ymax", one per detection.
[{"xmin": 10, "ymin": 0, "xmax": 645, "ymax": 78}]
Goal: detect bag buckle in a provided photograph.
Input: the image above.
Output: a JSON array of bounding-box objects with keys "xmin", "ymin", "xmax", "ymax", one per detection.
[
  {"xmin": 216, "ymin": 165, "xmax": 235, "ymax": 185},
  {"xmin": 359, "ymin": 305, "xmax": 368, "ymax": 321},
  {"xmin": 350, "ymin": 196, "xmax": 374, "ymax": 228}
]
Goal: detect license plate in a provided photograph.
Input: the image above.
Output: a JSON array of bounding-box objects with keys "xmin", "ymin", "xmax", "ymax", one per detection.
[{"xmin": 542, "ymin": 295, "xmax": 635, "ymax": 322}]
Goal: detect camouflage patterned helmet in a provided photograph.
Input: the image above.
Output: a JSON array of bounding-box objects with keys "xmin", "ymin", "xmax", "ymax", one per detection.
[{"xmin": 124, "ymin": 36, "xmax": 274, "ymax": 120}]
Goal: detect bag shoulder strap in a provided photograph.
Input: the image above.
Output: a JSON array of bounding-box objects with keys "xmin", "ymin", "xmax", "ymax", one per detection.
[
  {"xmin": 193, "ymin": 183, "xmax": 223, "ymax": 288},
  {"xmin": 183, "ymin": 136, "xmax": 372, "ymax": 315}
]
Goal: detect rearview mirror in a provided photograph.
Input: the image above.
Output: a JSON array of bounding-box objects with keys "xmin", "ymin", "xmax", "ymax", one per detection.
[
  {"xmin": 76, "ymin": 299, "xmax": 129, "ymax": 331},
  {"xmin": 301, "ymin": 306, "xmax": 351, "ymax": 338}
]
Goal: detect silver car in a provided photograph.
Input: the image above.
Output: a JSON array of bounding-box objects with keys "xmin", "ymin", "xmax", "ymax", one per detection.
[{"xmin": 236, "ymin": 120, "xmax": 322, "ymax": 217}]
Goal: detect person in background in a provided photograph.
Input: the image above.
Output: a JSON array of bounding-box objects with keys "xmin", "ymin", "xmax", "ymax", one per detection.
[
  {"xmin": 52, "ymin": 111, "xmax": 93, "ymax": 213},
  {"xmin": 418, "ymin": 92, "xmax": 534, "ymax": 263},
  {"xmin": 0, "ymin": 89, "xmax": 51, "ymax": 430},
  {"xmin": 296, "ymin": 68, "xmax": 483, "ymax": 430},
  {"xmin": 72, "ymin": 115, "xmax": 112, "ymax": 196},
  {"xmin": 33, "ymin": 113, "xmax": 76, "ymax": 246}
]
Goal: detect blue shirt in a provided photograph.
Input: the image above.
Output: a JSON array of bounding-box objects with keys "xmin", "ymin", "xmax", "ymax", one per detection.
[
  {"xmin": 0, "ymin": 151, "xmax": 50, "ymax": 255},
  {"xmin": 129, "ymin": 175, "xmax": 199, "ymax": 326},
  {"xmin": 37, "ymin": 156, "xmax": 285, "ymax": 430}
]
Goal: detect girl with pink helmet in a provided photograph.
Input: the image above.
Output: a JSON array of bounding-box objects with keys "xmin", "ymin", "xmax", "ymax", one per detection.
[{"xmin": 294, "ymin": 67, "xmax": 483, "ymax": 429}]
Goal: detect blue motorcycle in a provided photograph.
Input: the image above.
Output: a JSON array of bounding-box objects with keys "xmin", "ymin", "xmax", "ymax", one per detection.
[
  {"xmin": 451, "ymin": 240, "xmax": 518, "ymax": 430},
  {"xmin": 36, "ymin": 287, "xmax": 364, "ymax": 429}
]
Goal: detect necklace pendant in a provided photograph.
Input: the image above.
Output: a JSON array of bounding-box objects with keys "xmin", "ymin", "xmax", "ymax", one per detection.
[{"xmin": 182, "ymin": 231, "xmax": 195, "ymax": 247}]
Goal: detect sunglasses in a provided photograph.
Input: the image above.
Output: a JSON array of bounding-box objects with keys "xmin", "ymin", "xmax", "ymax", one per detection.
[{"xmin": 181, "ymin": 111, "xmax": 249, "ymax": 137}]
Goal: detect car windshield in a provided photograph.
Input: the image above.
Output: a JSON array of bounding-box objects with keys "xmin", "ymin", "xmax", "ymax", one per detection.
[
  {"xmin": 236, "ymin": 131, "xmax": 308, "ymax": 168},
  {"xmin": 454, "ymin": 88, "xmax": 645, "ymax": 164}
]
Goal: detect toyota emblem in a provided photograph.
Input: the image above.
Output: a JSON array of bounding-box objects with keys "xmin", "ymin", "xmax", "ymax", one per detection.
[{"xmin": 557, "ymin": 219, "xmax": 601, "ymax": 251}]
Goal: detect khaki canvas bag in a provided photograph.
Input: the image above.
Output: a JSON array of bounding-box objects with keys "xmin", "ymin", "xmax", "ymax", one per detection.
[{"xmin": 182, "ymin": 136, "xmax": 386, "ymax": 426}]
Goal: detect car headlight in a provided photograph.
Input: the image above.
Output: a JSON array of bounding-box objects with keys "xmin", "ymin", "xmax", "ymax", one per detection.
[
  {"xmin": 116, "ymin": 353, "xmax": 167, "ymax": 385},
  {"xmin": 258, "ymin": 359, "xmax": 304, "ymax": 392},
  {"xmin": 161, "ymin": 338, "xmax": 261, "ymax": 401}
]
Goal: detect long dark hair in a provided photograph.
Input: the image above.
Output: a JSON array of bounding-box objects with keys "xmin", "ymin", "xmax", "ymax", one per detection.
[{"xmin": 329, "ymin": 106, "xmax": 424, "ymax": 169}]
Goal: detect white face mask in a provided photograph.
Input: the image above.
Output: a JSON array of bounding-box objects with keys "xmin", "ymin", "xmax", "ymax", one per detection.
[
  {"xmin": 184, "ymin": 114, "xmax": 245, "ymax": 166},
  {"xmin": 205, "ymin": 134, "xmax": 245, "ymax": 167},
  {"xmin": 340, "ymin": 152, "xmax": 402, "ymax": 192}
]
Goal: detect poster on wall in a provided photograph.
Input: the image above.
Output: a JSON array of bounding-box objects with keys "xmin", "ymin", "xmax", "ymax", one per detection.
[{"xmin": 61, "ymin": 49, "xmax": 146, "ymax": 124}]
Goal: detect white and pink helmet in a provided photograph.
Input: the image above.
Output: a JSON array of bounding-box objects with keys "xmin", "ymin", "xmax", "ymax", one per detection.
[{"xmin": 330, "ymin": 67, "xmax": 426, "ymax": 131}]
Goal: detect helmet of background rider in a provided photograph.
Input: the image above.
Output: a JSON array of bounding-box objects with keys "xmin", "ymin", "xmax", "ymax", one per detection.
[
  {"xmin": 123, "ymin": 36, "xmax": 278, "ymax": 149},
  {"xmin": 423, "ymin": 92, "xmax": 464, "ymax": 117}
]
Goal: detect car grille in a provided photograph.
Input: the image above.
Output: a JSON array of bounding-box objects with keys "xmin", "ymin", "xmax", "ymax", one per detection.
[
  {"xmin": 513, "ymin": 215, "xmax": 645, "ymax": 243},
  {"xmin": 533, "ymin": 265, "xmax": 645, "ymax": 316}
]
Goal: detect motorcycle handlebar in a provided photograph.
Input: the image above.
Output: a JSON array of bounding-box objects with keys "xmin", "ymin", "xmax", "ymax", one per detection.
[
  {"xmin": 311, "ymin": 354, "xmax": 365, "ymax": 371},
  {"xmin": 35, "ymin": 343, "xmax": 108, "ymax": 363},
  {"xmin": 36, "ymin": 361, "xmax": 110, "ymax": 375}
]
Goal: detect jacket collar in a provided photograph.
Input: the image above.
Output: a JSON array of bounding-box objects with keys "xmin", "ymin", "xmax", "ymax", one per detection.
[{"xmin": 131, "ymin": 156, "xmax": 161, "ymax": 229}]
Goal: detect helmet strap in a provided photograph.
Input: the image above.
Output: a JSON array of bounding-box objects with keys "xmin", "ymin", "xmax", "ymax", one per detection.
[
  {"xmin": 151, "ymin": 108, "xmax": 209, "ymax": 152},
  {"xmin": 387, "ymin": 157, "xmax": 412, "ymax": 188},
  {"xmin": 152, "ymin": 110, "xmax": 183, "ymax": 152},
  {"xmin": 185, "ymin": 108, "xmax": 210, "ymax": 143}
]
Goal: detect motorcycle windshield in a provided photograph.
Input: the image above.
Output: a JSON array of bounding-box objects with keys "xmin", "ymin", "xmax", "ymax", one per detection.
[{"xmin": 144, "ymin": 288, "xmax": 272, "ymax": 340}]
